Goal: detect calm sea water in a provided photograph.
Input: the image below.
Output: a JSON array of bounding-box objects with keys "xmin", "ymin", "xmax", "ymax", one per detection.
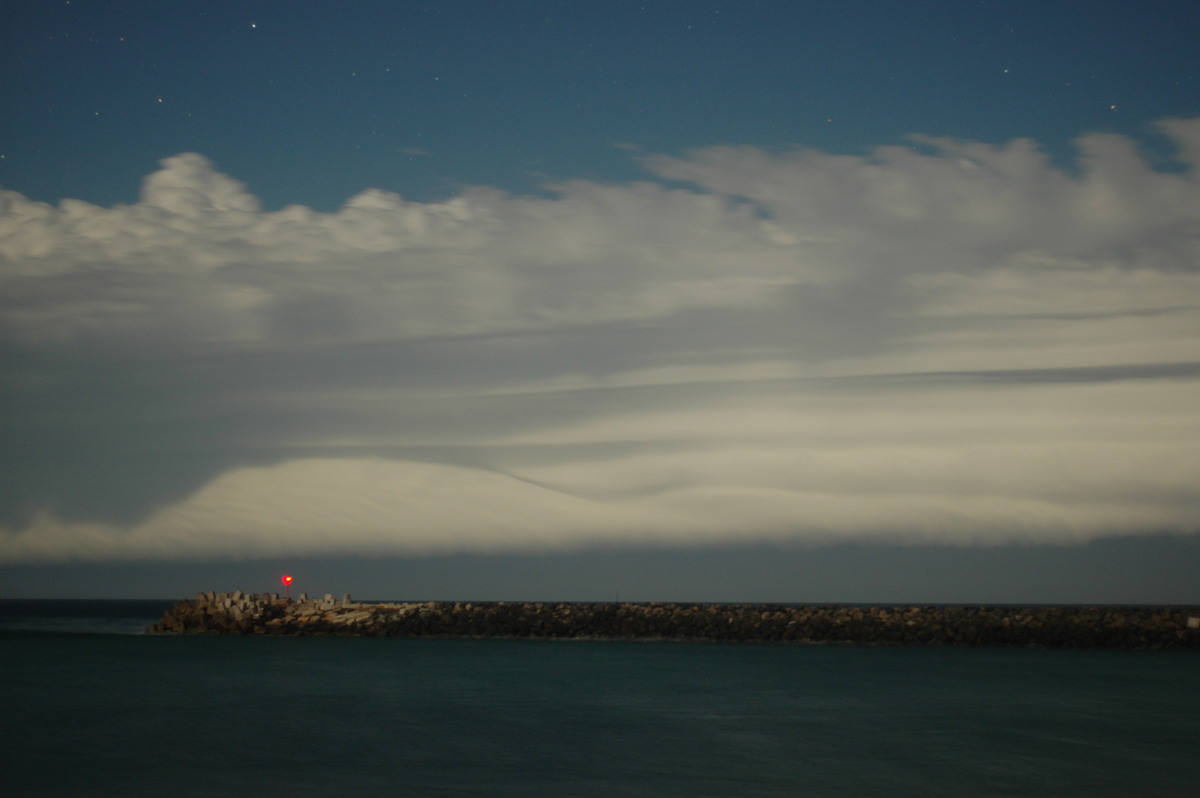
[{"xmin": 2, "ymin": 601, "xmax": 1198, "ymax": 797}]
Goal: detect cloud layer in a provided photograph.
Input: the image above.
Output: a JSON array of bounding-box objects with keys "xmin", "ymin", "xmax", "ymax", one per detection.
[{"xmin": 2, "ymin": 120, "xmax": 1199, "ymax": 562}]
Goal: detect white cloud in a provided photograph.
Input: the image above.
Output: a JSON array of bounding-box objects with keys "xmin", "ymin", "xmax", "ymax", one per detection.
[
  {"xmin": 0, "ymin": 156, "xmax": 798, "ymax": 348},
  {"xmin": 2, "ymin": 120, "xmax": 1199, "ymax": 562},
  {"xmin": 5, "ymin": 378, "xmax": 1197, "ymax": 562},
  {"xmin": 644, "ymin": 119, "xmax": 1200, "ymax": 288}
]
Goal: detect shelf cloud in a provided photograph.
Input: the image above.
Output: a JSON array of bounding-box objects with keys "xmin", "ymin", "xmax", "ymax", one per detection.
[{"xmin": 2, "ymin": 119, "xmax": 1199, "ymax": 562}]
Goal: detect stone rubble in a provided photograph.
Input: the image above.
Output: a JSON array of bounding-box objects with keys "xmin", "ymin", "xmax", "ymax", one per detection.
[{"xmin": 146, "ymin": 593, "xmax": 1200, "ymax": 649}]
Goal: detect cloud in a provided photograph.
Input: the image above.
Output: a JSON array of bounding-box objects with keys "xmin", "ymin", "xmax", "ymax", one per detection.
[
  {"xmin": 0, "ymin": 154, "xmax": 795, "ymax": 350},
  {"xmin": 5, "ymin": 376, "xmax": 1197, "ymax": 562},
  {"xmin": 2, "ymin": 120, "xmax": 1199, "ymax": 562},
  {"xmin": 643, "ymin": 119, "xmax": 1200, "ymax": 273}
]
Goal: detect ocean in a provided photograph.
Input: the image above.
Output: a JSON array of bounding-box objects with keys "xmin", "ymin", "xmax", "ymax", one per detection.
[{"xmin": 2, "ymin": 600, "xmax": 1198, "ymax": 797}]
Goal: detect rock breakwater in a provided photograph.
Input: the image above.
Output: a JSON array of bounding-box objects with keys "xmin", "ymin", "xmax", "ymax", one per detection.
[{"xmin": 147, "ymin": 592, "xmax": 1200, "ymax": 649}]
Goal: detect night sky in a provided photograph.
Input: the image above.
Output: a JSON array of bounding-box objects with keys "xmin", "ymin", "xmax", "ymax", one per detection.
[{"xmin": 3, "ymin": 0, "xmax": 1200, "ymax": 601}]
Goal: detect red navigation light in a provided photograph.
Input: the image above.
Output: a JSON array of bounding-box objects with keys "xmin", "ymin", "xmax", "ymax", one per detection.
[{"xmin": 281, "ymin": 575, "xmax": 294, "ymax": 586}]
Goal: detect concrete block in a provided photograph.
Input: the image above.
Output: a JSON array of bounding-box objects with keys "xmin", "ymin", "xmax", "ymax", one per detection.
[{"xmin": 1187, "ymin": 617, "xmax": 1199, "ymax": 630}]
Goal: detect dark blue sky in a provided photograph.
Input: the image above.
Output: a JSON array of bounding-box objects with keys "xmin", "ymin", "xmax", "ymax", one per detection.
[
  {"xmin": 2, "ymin": 1, "xmax": 1199, "ymax": 600},
  {"xmin": 4, "ymin": 1, "xmax": 1198, "ymax": 210}
]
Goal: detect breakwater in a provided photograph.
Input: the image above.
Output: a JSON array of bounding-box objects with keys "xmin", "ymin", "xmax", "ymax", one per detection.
[{"xmin": 147, "ymin": 592, "xmax": 1200, "ymax": 649}]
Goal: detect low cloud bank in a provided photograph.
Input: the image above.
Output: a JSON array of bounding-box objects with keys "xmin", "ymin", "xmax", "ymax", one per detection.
[{"xmin": 2, "ymin": 120, "xmax": 1199, "ymax": 562}]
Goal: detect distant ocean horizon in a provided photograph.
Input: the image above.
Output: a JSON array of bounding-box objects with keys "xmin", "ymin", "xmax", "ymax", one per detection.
[{"xmin": 3, "ymin": 600, "xmax": 1199, "ymax": 797}]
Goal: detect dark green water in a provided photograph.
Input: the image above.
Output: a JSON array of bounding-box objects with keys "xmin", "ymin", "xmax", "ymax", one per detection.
[{"xmin": 2, "ymin": 602, "xmax": 1198, "ymax": 797}]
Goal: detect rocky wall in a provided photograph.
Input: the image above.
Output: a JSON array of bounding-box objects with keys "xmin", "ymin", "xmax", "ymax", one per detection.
[{"xmin": 147, "ymin": 593, "xmax": 1200, "ymax": 649}]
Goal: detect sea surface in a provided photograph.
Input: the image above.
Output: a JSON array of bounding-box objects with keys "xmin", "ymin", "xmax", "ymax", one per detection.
[{"xmin": 2, "ymin": 600, "xmax": 1198, "ymax": 797}]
